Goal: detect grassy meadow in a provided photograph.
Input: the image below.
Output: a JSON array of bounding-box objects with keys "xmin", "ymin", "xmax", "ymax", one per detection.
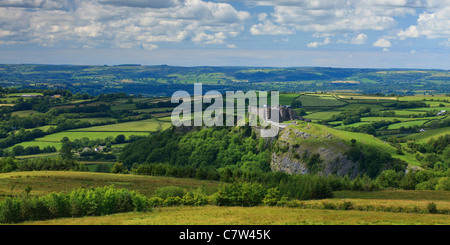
[{"xmin": 0, "ymin": 171, "xmax": 220, "ymax": 201}]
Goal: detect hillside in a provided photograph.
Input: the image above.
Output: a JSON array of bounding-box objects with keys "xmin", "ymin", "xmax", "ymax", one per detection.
[{"xmin": 272, "ymin": 121, "xmax": 411, "ymax": 178}]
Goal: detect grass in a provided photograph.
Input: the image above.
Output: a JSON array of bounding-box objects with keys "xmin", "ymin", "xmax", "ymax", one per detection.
[
  {"xmin": 11, "ymin": 110, "xmax": 42, "ymax": 117},
  {"xmin": 388, "ymin": 120, "xmax": 429, "ymax": 130},
  {"xmin": 403, "ymin": 126, "xmax": 450, "ymax": 143},
  {"xmin": 398, "ymin": 95, "xmax": 449, "ymax": 101},
  {"xmin": 18, "ymin": 206, "xmax": 450, "ymax": 225},
  {"xmin": 33, "ymin": 131, "xmax": 150, "ymax": 142},
  {"xmin": 69, "ymin": 119, "xmax": 171, "ymax": 132},
  {"xmin": 0, "ymin": 171, "xmax": 220, "ymax": 201},
  {"xmin": 6, "ymin": 141, "xmax": 63, "ymax": 151},
  {"xmin": 305, "ymin": 111, "xmax": 342, "ymax": 121},
  {"xmin": 279, "ymin": 93, "xmax": 300, "ymax": 106},
  {"xmin": 337, "ymin": 95, "xmax": 397, "ymax": 101},
  {"xmin": 297, "ymin": 95, "xmax": 347, "ymax": 107}
]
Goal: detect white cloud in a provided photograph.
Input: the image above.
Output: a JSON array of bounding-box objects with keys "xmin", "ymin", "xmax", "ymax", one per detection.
[
  {"xmin": 307, "ymin": 37, "xmax": 331, "ymax": 48},
  {"xmin": 250, "ymin": 19, "xmax": 294, "ymax": 35},
  {"xmin": 373, "ymin": 38, "xmax": 392, "ymax": 48},
  {"xmin": 98, "ymin": 0, "xmax": 184, "ymax": 8},
  {"xmin": 351, "ymin": 33, "xmax": 368, "ymax": 45},
  {"xmin": 397, "ymin": 25, "xmax": 420, "ymax": 39},
  {"xmin": 0, "ymin": 0, "xmax": 250, "ymax": 49}
]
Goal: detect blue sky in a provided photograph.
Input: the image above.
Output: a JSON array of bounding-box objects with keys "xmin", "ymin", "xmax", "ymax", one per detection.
[{"xmin": 0, "ymin": 0, "xmax": 449, "ymax": 69}]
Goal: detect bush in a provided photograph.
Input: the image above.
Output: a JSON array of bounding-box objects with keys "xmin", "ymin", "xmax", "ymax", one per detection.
[
  {"xmin": 0, "ymin": 185, "xmax": 150, "ymax": 224},
  {"xmin": 215, "ymin": 182, "xmax": 266, "ymax": 207},
  {"xmin": 263, "ymin": 188, "xmax": 280, "ymax": 206},
  {"xmin": 427, "ymin": 202, "xmax": 438, "ymax": 214},
  {"xmin": 435, "ymin": 177, "xmax": 450, "ymax": 191},
  {"xmin": 154, "ymin": 186, "xmax": 186, "ymax": 200}
]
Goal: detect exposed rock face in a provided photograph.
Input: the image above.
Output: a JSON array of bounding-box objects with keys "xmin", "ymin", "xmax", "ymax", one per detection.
[
  {"xmin": 270, "ymin": 127, "xmax": 361, "ymax": 178},
  {"xmin": 248, "ymin": 105, "xmax": 308, "ymax": 123}
]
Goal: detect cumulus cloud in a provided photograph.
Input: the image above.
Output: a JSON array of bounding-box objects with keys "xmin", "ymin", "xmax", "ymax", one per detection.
[
  {"xmin": 0, "ymin": 0, "xmax": 250, "ymax": 49},
  {"xmin": 98, "ymin": 0, "xmax": 184, "ymax": 9},
  {"xmin": 307, "ymin": 37, "xmax": 331, "ymax": 48},
  {"xmin": 351, "ymin": 34, "xmax": 368, "ymax": 45},
  {"xmin": 397, "ymin": 25, "xmax": 420, "ymax": 39},
  {"xmin": 249, "ymin": 0, "xmax": 450, "ymax": 49},
  {"xmin": 373, "ymin": 38, "xmax": 391, "ymax": 51}
]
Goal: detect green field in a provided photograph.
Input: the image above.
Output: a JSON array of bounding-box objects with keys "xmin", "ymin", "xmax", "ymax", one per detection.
[
  {"xmin": 297, "ymin": 94, "xmax": 347, "ymax": 107},
  {"xmin": 0, "ymin": 171, "xmax": 220, "ymax": 201},
  {"xmin": 337, "ymin": 103, "xmax": 385, "ymax": 111},
  {"xmin": 403, "ymin": 126, "xmax": 450, "ymax": 143},
  {"xmin": 388, "ymin": 120, "xmax": 430, "ymax": 130},
  {"xmin": 305, "ymin": 111, "xmax": 342, "ymax": 121},
  {"xmin": 11, "ymin": 110, "xmax": 43, "ymax": 117},
  {"xmin": 33, "ymin": 131, "xmax": 149, "ymax": 143},
  {"xmin": 279, "ymin": 93, "xmax": 300, "ymax": 106},
  {"xmin": 398, "ymin": 95, "xmax": 449, "ymax": 101},
  {"xmin": 6, "ymin": 141, "xmax": 62, "ymax": 151},
  {"xmin": 69, "ymin": 119, "xmax": 171, "ymax": 132}
]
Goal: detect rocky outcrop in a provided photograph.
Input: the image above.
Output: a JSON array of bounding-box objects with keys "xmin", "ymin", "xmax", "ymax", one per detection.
[
  {"xmin": 248, "ymin": 105, "xmax": 309, "ymax": 123},
  {"xmin": 270, "ymin": 126, "xmax": 361, "ymax": 177}
]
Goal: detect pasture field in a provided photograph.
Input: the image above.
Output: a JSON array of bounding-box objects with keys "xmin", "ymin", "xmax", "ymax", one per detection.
[
  {"xmin": 33, "ymin": 131, "xmax": 150, "ymax": 142},
  {"xmin": 11, "ymin": 110, "xmax": 42, "ymax": 117},
  {"xmin": 336, "ymin": 95, "xmax": 397, "ymax": 101},
  {"xmin": 5, "ymin": 141, "xmax": 62, "ymax": 151},
  {"xmin": 389, "ymin": 110, "xmax": 426, "ymax": 116},
  {"xmin": 336, "ymin": 103, "xmax": 385, "ymax": 111},
  {"xmin": 68, "ymin": 118, "xmax": 171, "ymax": 132},
  {"xmin": 76, "ymin": 117, "xmax": 117, "ymax": 123},
  {"xmin": 0, "ymin": 171, "xmax": 220, "ymax": 201},
  {"xmin": 133, "ymin": 107, "xmax": 173, "ymax": 113},
  {"xmin": 406, "ymin": 106, "xmax": 450, "ymax": 112},
  {"xmin": 403, "ymin": 126, "xmax": 450, "ymax": 143},
  {"xmin": 360, "ymin": 117, "xmax": 419, "ymax": 122},
  {"xmin": 296, "ymin": 95, "xmax": 347, "ymax": 107},
  {"xmin": 334, "ymin": 122, "xmax": 371, "ymax": 129},
  {"xmin": 305, "ymin": 111, "xmax": 342, "ymax": 121},
  {"xmin": 18, "ymin": 206, "xmax": 450, "ymax": 225},
  {"xmin": 279, "ymin": 93, "xmax": 300, "ymax": 106},
  {"xmin": 398, "ymin": 95, "xmax": 449, "ymax": 101},
  {"xmin": 388, "ymin": 120, "xmax": 430, "ymax": 130}
]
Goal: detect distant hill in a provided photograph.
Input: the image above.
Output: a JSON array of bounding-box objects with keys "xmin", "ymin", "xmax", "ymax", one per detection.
[{"xmin": 0, "ymin": 64, "xmax": 448, "ymax": 96}]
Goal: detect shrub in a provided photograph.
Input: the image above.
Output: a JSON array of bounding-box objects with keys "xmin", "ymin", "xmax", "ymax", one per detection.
[
  {"xmin": 215, "ymin": 182, "xmax": 265, "ymax": 207},
  {"xmin": 427, "ymin": 202, "xmax": 438, "ymax": 214},
  {"xmin": 340, "ymin": 201, "xmax": 354, "ymax": 210},
  {"xmin": 435, "ymin": 177, "xmax": 450, "ymax": 191},
  {"xmin": 263, "ymin": 188, "xmax": 280, "ymax": 206},
  {"xmin": 0, "ymin": 185, "xmax": 150, "ymax": 224},
  {"xmin": 154, "ymin": 186, "xmax": 186, "ymax": 200}
]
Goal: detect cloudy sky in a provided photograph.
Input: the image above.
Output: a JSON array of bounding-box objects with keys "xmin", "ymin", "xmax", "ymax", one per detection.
[{"xmin": 0, "ymin": 0, "xmax": 449, "ymax": 69}]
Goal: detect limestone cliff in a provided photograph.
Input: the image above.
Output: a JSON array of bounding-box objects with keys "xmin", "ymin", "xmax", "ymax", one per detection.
[{"xmin": 270, "ymin": 123, "xmax": 360, "ymax": 177}]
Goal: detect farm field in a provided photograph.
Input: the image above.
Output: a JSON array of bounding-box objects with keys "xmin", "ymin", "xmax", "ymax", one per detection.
[
  {"xmin": 0, "ymin": 171, "xmax": 220, "ymax": 201},
  {"xmin": 305, "ymin": 111, "xmax": 342, "ymax": 121},
  {"xmin": 69, "ymin": 118, "xmax": 171, "ymax": 132},
  {"xmin": 279, "ymin": 93, "xmax": 300, "ymax": 105},
  {"xmin": 18, "ymin": 206, "xmax": 450, "ymax": 225},
  {"xmin": 403, "ymin": 126, "xmax": 450, "ymax": 143},
  {"xmin": 336, "ymin": 95, "xmax": 397, "ymax": 101},
  {"xmin": 31, "ymin": 131, "xmax": 149, "ymax": 143},
  {"xmin": 296, "ymin": 94, "xmax": 347, "ymax": 107},
  {"xmin": 388, "ymin": 120, "xmax": 430, "ymax": 130}
]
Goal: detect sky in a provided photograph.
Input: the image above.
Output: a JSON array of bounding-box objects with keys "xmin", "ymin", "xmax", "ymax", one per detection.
[{"xmin": 0, "ymin": 0, "xmax": 450, "ymax": 69}]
